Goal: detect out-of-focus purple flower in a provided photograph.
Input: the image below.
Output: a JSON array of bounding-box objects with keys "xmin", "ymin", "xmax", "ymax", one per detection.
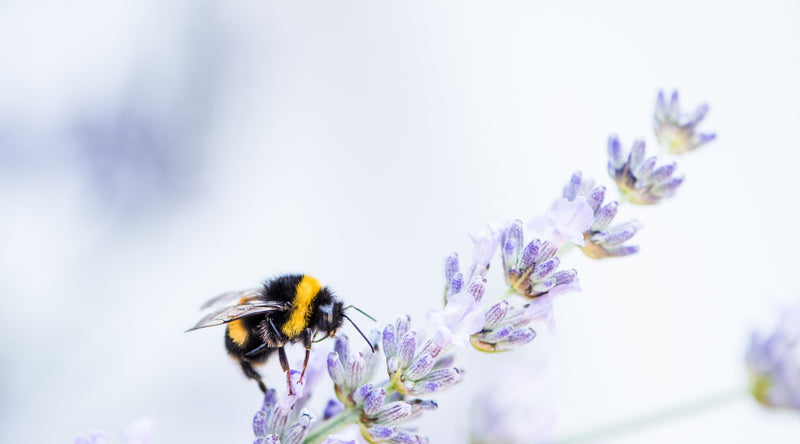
[
  {"xmin": 746, "ymin": 303, "xmax": 800, "ymax": 410},
  {"xmin": 75, "ymin": 419, "xmax": 155, "ymax": 444},
  {"xmin": 469, "ymin": 368, "xmax": 557, "ymax": 444},
  {"xmin": 528, "ymin": 198, "xmax": 594, "ymax": 247},
  {"xmin": 500, "ymin": 220, "xmax": 578, "ymax": 299},
  {"xmin": 320, "ymin": 432, "xmax": 359, "ymax": 444},
  {"xmin": 607, "ymin": 136, "xmax": 684, "ymax": 205},
  {"xmin": 654, "ymin": 90, "xmax": 716, "ymax": 154},
  {"xmin": 560, "ymin": 171, "xmax": 641, "ymax": 259},
  {"xmin": 428, "ymin": 276, "xmax": 487, "ymax": 348},
  {"xmin": 75, "ymin": 432, "xmax": 109, "ymax": 444}
]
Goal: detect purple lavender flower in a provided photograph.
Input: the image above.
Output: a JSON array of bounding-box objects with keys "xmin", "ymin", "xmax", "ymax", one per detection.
[
  {"xmin": 607, "ymin": 136, "xmax": 684, "ymax": 205},
  {"xmin": 383, "ymin": 315, "xmax": 464, "ymax": 396},
  {"xmin": 353, "ymin": 385, "xmax": 436, "ymax": 444},
  {"xmin": 500, "ymin": 220, "xmax": 578, "ymax": 299},
  {"xmin": 428, "ymin": 276, "xmax": 487, "ymax": 348},
  {"xmin": 746, "ymin": 304, "xmax": 800, "ymax": 410},
  {"xmin": 470, "ymin": 298, "xmax": 545, "ymax": 353},
  {"xmin": 561, "ymin": 171, "xmax": 641, "ymax": 259},
  {"xmin": 75, "ymin": 419, "xmax": 155, "ymax": 444},
  {"xmin": 252, "ymin": 371, "xmax": 318, "ymax": 444},
  {"xmin": 327, "ymin": 334, "xmax": 380, "ymax": 403},
  {"xmin": 654, "ymin": 90, "xmax": 716, "ymax": 154}
]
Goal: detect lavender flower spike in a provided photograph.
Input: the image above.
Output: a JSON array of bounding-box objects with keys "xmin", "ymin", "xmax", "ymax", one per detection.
[
  {"xmin": 607, "ymin": 136, "xmax": 684, "ymax": 205},
  {"xmin": 383, "ymin": 315, "xmax": 464, "ymax": 395},
  {"xmin": 654, "ymin": 90, "xmax": 716, "ymax": 154},
  {"xmin": 252, "ymin": 372, "xmax": 319, "ymax": 444},
  {"xmin": 746, "ymin": 302, "xmax": 800, "ymax": 410},
  {"xmin": 560, "ymin": 171, "xmax": 641, "ymax": 259},
  {"xmin": 500, "ymin": 220, "xmax": 578, "ymax": 298}
]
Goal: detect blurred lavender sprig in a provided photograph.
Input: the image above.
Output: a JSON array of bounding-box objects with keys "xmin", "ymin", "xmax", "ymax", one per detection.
[
  {"xmin": 746, "ymin": 303, "xmax": 800, "ymax": 410},
  {"xmin": 654, "ymin": 90, "xmax": 716, "ymax": 154}
]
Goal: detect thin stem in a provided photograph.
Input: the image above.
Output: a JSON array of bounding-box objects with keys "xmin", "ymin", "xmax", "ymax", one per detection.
[
  {"xmin": 302, "ymin": 407, "xmax": 362, "ymax": 444},
  {"xmin": 547, "ymin": 386, "xmax": 748, "ymax": 444}
]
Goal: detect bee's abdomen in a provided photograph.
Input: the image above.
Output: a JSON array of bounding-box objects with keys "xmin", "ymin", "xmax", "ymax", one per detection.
[{"xmin": 225, "ymin": 316, "xmax": 270, "ymax": 362}]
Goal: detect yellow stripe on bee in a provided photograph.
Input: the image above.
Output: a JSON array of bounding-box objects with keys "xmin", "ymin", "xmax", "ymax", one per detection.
[
  {"xmin": 227, "ymin": 319, "xmax": 249, "ymax": 346},
  {"xmin": 282, "ymin": 275, "xmax": 322, "ymax": 338}
]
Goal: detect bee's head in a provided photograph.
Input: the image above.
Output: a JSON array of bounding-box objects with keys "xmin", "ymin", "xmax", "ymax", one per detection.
[{"xmin": 314, "ymin": 290, "xmax": 345, "ymax": 337}]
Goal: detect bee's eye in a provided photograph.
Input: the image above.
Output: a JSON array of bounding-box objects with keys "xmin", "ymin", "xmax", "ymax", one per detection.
[{"xmin": 319, "ymin": 302, "xmax": 335, "ymax": 323}]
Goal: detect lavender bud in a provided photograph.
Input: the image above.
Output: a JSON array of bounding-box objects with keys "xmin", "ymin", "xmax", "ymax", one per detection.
[
  {"xmin": 502, "ymin": 220, "xmax": 524, "ymax": 267},
  {"xmin": 633, "ymin": 156, "xmax": 657, "ymax": 179},
  {"xmin": 534, "ymin": 240, "xmax": 557, "ymax": 263},
  {"xmin": 282, "ymin": 409, "xmax": 315, "ymax": 444},
  {"xmin": 396, "ymin": 332, "xmax": 417, "ymax": 368},
  {"xmin": 405, "ymin": 354, "xmax": 436, "ymax": 380},
  {"xmin": 607, "ymin": 135, "xmax": 625, "ymax": 168},
  {"xmin": 387, "ymin": 356, "xmax": 401, "ymax": 373},
  {"xmin": 483, "ymin": 301, "xmax": 510, "ymax": 329},
  {"xmin": 382, "ymin": 324, "xmax": 397, "ymax": 359},
  {"xmin": 444, "ymin": 253, "xmax": 459, "ymax": 284},
  {"xmin": 345, "ymin": 352, "xmax": 366, "ymax": 389},
  {"xmin": 253, "ymin": 410, "xmax": 269, "ymax": 438},
  {"xmin": 351, "ymin": 383, "xmax": 374, "ymax": 405},
  {"xmin": 507, "ymin": 328, "xmax": 537, "ymax": 345},
  {"xmin": 531, "ymin": 257, "xmax": 559, "ymax": 280},
  {"xmin": 518, "ymin": 241, "xmax": 539, "ymax": 271},
  {"xmin": 334, "ymin": 335, "xmax": 349, "ymax": 365},
  {"xmin": 327, "ymin": 352, "xmax": 346, "ymax": 387},
  {"xmin": 449, "ymin": 273, "xmax": 464, "ymax": 295},
  {"xmin": 651, "ymin": 176, "xmax": 684, "ymax": 196},
  {"xmin": 267, "ymin": 404, "xmax": 291, "ymax": 439},
  {"xmin": 591, "ymin": 201, "xmax": 618, "ymax": 232},
  {"xmin": 466, "ymin": 277, "xmax": 486, "ymax": 302},
  {"xmin": 585, "ymin": 185, "xmax": 605, "ymax": 212},
  {"xmin": 364, "ymin": 387, "xmax": 387, "ymax": 416},
  {"xmin": 629, "ymin": 139, "xmax": 645, "ymax": 170},
  {"xmin": 395, "ymin": 315, "xmax": 411, "ymax": 339},
  {"xmin": 648, "ymin": 162, "xmax": 677, "ymax": 185},
  {"xmin": 375, "ymin": 402, "xmax": 413, "ymax": 425},
  {"xmin": 368, "ymin": 425, "xmax": 399, "ymax": 440},
  {"xmin": 564, "ymin": 171, "xmax": 582, "ymax": 201},
  {"xmin": 390, "ymin": 431, "xmax": 423, "ymax": 444},
  {"xmin": 480, "ymin": 325, "xmax": 514, "ymax": 343}
]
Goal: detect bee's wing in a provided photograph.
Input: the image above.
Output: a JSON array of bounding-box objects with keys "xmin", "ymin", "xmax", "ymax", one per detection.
[
  {"xmin": 186, "ymin": 300, "xmax": 288, "ymax": 332},
  {"xmin": 199, "ymin": 288, "xmax": 263, "ymax": 310}
]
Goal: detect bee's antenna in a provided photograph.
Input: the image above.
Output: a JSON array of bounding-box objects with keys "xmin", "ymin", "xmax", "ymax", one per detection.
[
  {"xmin": 342, "ymin": 314, "xmax": 375, "ymax": 353},
  {"xmin": 344, "ymin": 305, "xmax": 377, "ymax": 322}
]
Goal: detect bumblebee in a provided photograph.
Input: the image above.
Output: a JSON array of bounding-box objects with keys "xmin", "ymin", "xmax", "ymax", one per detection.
[{"xmin": 187, "ymin": 274, "xmax": 372, "ymax": 394}]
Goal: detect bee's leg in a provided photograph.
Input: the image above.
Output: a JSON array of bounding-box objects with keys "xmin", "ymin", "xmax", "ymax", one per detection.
[
  {"xmin": 277, "ymin": 345, "xmax": 294, "ymax": 396},
  {"xmin": 299, "ymin": 328, "xmax": 313, "ymax": 384},
  {"xmin": 240, "ymin": 360, "xmax": 267, "ymax": 393}
]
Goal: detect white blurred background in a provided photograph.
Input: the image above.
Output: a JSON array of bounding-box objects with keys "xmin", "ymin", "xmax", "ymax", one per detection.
[{"xmin": 1, "ymin": 1, "xmax": 799, "ymax": 443}]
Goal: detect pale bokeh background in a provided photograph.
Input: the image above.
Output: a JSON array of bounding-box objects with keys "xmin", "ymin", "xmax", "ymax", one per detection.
[{"xmin": 1, "ymin": 1, "xmax": 799, "ymax": 443}]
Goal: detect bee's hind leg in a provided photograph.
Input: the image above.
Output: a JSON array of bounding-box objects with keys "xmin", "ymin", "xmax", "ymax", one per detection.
[{"xmin": 240, "ymin": 360, "xmax": 267, "ymax": 393}]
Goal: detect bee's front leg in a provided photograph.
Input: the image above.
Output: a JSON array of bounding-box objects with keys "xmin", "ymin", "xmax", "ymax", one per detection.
[{"xmin": 299, "ymin": 328, "xmax": 313, "ymax": 384}]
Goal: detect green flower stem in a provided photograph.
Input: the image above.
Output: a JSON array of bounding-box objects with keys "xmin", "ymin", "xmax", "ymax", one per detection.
[
  {"xmin": 546, "ymin": 386, "xmax": 748, "ymax": 444},
  {"xmin": 303, "ymin": 407, "xmax": 362, "ymax": 444}
]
